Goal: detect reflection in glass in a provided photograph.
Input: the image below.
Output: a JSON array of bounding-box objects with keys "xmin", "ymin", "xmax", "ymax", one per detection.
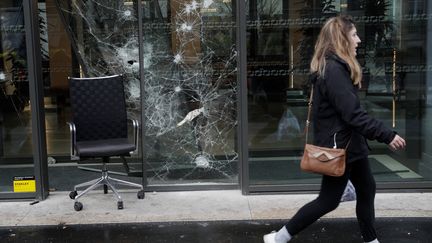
[{"xmin": 248, "ymin": 0, "xmax": 432, "ymax": 186}]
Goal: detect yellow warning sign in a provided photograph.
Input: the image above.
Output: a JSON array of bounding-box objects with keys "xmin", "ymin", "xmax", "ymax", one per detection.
[{"xmin": 13, "ymin": 176, "xmax": 36, "ymax": 193}]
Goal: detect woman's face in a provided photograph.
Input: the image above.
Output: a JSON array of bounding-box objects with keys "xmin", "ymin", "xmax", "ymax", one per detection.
[{"xmin": 348, "ymin": 26, "xmax": 361, "ymax": 56}]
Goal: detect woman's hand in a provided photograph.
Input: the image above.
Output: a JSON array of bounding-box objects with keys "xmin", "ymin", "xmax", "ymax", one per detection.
[{"xmin": 389, "ymin": 135, "xmax": 406, "ymax": 151}]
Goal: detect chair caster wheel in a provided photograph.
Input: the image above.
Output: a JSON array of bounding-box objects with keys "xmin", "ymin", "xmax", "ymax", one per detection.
[
  {"xmin": 103, "ymin": 185, "xmax": 108, "ymax": 194},
  {"xmin": 137, "ymin": 190, "xmax": 145, "ymax": 199},
  {"xmin": 74, "ymin": 201, "xmax": 83, "ymax": 211},
  {"xmin": 117, "ymin": 201, "xmax": 124, "ymax": 210},
  {"xmin": 69, "ymin": 191, "xmax": 78, "ymax": 199}
]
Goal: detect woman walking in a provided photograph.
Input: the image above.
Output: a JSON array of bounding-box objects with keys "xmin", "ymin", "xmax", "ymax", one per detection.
[{"xmin": 263, "ymin": 15, "xmax": 406, "ymax": 243}]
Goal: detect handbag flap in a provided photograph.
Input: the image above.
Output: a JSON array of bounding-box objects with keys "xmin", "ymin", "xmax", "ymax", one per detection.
[{"xmin": 305, "ymin": 144, "xmax": 345, "ymax": 162}]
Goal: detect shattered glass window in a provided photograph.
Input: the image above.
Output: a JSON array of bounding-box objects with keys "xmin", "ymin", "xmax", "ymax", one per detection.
[
  {"xmin": 56, "ymin": 0, "xmax": 238, "ymax": 185},
  {"xmin": 141, "ymin": 0, "xmax": 238, "ymax": 184}
]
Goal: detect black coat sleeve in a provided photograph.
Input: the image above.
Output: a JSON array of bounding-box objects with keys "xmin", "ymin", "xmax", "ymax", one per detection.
[{"xmin": 322, "ymin": 62, "xmax": 396, "ymax": 144}]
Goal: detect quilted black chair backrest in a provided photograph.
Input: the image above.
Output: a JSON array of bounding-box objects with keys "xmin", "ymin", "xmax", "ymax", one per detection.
[{"xmin": 69, "ymin": 75, "xmax": 128, "ymax": 142}]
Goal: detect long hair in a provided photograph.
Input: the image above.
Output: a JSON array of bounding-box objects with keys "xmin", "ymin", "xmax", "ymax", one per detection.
[{"xmin": 310, "ymin": 15, "xmax": 362, "ymax": 86}]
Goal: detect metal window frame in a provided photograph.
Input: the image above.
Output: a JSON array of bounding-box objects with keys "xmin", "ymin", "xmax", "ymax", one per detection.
[
  {"xmin": 236, "ymin": 0, "xmax": 249, "ymax": 195},
  {"xmin": 137, "ymin": 0, "xmax": 147, "ymax": 189},
  {"xmin": 24, "ymin": 0, "xmax": 49, "ymax": 200}
]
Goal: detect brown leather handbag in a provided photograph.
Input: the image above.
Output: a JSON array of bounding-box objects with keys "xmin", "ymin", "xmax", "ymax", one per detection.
[{"xmin": 300, "ymin": 85, "xmax": 349, "ymax": 177}]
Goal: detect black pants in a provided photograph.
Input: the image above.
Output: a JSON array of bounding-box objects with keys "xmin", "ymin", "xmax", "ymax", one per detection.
[{"xmin": 286, "ymin": 158, "xmax": 377, "ymax": 242}]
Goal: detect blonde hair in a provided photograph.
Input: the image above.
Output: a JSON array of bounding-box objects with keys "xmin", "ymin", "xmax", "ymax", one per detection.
[{"xmin": 310, "ymin": 15, "xmax": 362, "ymax": 86}]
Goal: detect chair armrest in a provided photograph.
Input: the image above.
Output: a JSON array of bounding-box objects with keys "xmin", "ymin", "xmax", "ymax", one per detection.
[
  {"xmin": 128, "ymin": 118, "xmax": 139, "ymax": 155},
  {"xmin": 66, "ymin": 122, "xmax": 79, "ymax": 160}
]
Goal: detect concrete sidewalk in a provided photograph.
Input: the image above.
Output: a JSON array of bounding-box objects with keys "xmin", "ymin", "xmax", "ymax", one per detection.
[{"xmin": 0, "ymin": 190, "xmax": 431, "ymax": 226}]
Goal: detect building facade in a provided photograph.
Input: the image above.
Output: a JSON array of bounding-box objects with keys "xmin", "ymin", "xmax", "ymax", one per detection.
[{"xmin": 0, "ymin": 0, "xmax": 431, "ymax": 200}]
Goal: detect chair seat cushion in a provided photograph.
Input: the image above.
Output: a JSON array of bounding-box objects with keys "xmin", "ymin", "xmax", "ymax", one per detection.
[{"xmin": 76, "ymin": 138, "xmax": 135, "ymax": 157}]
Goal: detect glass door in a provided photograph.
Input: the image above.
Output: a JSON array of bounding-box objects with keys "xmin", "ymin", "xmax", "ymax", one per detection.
[
  {"xmin": 0, "ymin": 0, "xmax": 36, "ymax": 197},
  {"xmin": 357, "ymin": 0, "xmax": 431, "ymax": 184}
]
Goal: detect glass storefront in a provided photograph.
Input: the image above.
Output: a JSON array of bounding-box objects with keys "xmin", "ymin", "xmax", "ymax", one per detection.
[
  {"xmin": 1, "ymin": 0, "xmax": 431, "ymax": 199},
  {"xmin": 0, "ymin": 0, "xmax": 35, "ymax": 195}
]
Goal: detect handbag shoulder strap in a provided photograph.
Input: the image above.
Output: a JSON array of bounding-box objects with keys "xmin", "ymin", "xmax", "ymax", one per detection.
[
  {"xmin": 304, "ymin": 85, "xmax": 314, "ymax": 144},
  {"xmin": 305, "ymin": 84, "xmax": 352, "ymax": 149}
]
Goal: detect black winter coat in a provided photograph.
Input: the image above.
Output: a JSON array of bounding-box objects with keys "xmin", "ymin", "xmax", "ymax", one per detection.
[{"xmin": 311, "ymin": 54, "xmax": 396, "ymax": 163}]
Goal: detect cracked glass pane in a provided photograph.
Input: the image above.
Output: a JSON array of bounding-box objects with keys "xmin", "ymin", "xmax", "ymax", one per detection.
[
  {"xmin": 141, "ymin": 0, "xmax": 238, "ymax": 184},
  {"xmin": 55, "ymin": 0, "xmax": 141, "ymax": 119}
]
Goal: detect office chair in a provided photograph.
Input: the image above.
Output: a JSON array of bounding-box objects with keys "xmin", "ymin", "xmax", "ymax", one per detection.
[{"xmin": 67, "ymin": 74, "xmax": 145, "ymax": 211}]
